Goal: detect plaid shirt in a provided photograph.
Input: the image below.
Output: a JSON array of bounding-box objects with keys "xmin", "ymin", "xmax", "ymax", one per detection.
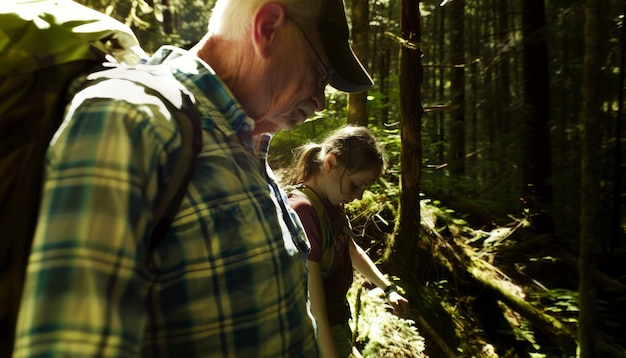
[{"xmin": 13, "ymin": 47, "xmax": 318, "ymax": 358}]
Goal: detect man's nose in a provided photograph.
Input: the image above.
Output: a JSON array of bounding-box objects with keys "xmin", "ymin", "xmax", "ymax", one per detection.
[{"xmin": 313, "ymin": 89, "xmax": 326, "ymax": 112}]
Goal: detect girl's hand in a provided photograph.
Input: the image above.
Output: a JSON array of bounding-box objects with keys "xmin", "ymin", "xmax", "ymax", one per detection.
[{"xmin": 387, "ymin": 291, "xmax": 410, "ymax": 318}]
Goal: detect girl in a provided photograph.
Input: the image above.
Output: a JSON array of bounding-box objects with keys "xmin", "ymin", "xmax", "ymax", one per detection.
[{"xmin": 287, "ymin": 125, "xmax": 409, "ymax": 358}]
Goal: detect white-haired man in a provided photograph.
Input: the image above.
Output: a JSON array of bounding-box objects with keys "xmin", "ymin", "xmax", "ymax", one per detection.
[{"xmin": 13, "ymin": 0, "xmax": 372, "ymax": 356}]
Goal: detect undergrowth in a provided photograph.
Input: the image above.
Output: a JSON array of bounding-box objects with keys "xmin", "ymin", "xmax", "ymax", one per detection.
[
  {"xmin": 347, "ymin": 273, "xmax": 427, "ymax": 358},
  {"xmin": 343, "ymin": 195, "xmax": 626, "ymax": 357}
]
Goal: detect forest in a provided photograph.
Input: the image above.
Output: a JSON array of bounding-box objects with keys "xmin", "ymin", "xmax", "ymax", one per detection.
[{"xmin": 66, "ymin": 0, "xmax": 626, "ymax": 356}]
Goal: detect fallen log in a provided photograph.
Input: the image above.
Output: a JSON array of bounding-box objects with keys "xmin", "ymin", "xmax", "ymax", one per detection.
[
  {"xmin": 467, "ymin": 259, "xmax": 577, "ymax": 350},
  {"xmin": 421, "ymin": 214, "xmax": 579, "ymax": 351}
]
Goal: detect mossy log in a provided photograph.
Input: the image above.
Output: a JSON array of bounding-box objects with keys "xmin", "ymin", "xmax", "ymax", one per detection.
[
  {"xmin": 467, "ymin": 261, "xmax": 577, "ymax": 350},
  {"xmin": 417, "ymin": 213, "xmax": 579, "ymax": 353}
]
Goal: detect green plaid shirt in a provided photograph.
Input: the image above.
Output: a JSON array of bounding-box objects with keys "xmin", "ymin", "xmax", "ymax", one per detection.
[{"xmin": 13, "ymin": 47, "xmax": 318, "ymax": 358}]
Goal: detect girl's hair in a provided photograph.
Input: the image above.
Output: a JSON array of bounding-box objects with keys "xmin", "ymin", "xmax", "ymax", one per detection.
[
  {"xmin": 288, "ymin": 125, "xmax": 385, "ymax": 185},
  {"xmin": 208, "ymin": 0, "xmax": 322, "ymax": 41}
]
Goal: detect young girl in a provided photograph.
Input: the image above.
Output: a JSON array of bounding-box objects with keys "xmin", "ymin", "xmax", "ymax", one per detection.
[{"xmin": 287, "ymin": 125, "xmax": 409, "ymax": 358}]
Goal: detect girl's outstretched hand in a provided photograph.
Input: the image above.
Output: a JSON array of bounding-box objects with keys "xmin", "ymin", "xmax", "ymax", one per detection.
[{"xmin": 387, "ymin": 291, "xmax": 410, "ymax": 318}]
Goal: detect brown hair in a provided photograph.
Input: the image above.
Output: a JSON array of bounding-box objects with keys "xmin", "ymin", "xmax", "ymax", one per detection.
[{"xmin": 288, "ymin": 125, "xmax": 385, "ymax": 185}]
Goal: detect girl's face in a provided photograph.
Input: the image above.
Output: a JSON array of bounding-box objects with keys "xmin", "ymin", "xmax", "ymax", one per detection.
[{"xmin": 322, "ymin": 157, "xmax": 381, "ymax": 205}]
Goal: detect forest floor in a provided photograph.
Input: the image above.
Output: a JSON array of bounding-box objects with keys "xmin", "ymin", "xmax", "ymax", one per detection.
[
  {"xmin": 344, "ymin": 197, "xmax": 626, "ymax": 358},
  {"xmin": 272, "ymin": 167, "xmax": 626, "ymax": 357}
]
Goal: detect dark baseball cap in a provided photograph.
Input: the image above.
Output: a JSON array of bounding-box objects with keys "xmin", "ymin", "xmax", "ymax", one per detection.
[{"xmin": 317, "ymin": 0, "xmax": 373, "ymax": 92}]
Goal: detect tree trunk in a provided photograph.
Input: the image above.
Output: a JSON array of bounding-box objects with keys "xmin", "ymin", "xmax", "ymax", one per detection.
[
  {"xmin": 375, "ymin": 0, "xmax": 393, "ymax": 126},
  {"xmin": 437, "ymin": 6, "xmax": 445, "ymax": 164},
  {"xmin": 161, "ymin": 0, "xmax": 173, "ymax": 35},
  {"xmin": 391, "ymin": 0, "xmax": 422, "ymax": 273},
  {"xmin": 611, "ymin": 1, "xmax": 626, "ymax": 250},
  {"xmin": 579, "ymin": 0, "xmax": 603, "ymax": 354},
  {"xmin": 348, "ymin": 0, "xmax": 370, "ymax": 126},
  {"xmin": 496, "ymin": 0, "xmax": 516, "ymax": 203},
  {"xmin": 521, "ymin": 0, "xmax": 552, "ymax": 217},
  {"xmin": 448, "ymin": 0, "xmax": 465, "ymax": 176}
]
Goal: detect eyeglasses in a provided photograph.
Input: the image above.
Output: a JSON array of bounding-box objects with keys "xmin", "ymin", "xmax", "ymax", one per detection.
[{"xmin": 290, "ymin": 18, "xmax": 332, "ymax": 89}]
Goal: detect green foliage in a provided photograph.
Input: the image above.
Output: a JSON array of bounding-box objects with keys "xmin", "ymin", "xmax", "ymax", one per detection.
[
  {"xmin": 369, "ymin": 125, "xmax": 402, "ymax": 177},
  {"xmin": 420, "ymin": 198, "xmax": 469, "ymax": 233},
  {"xmin": 76, "ymin": 0, "xmax": 213, "ymax": 53},
  {"xmin": 268, "ymin": 89, "xmax": 352, "ymax": 168},
  {"xmin": 346, "ymin": 189, "xmax": 396, "ymax": 225},
  {"xmin": 342, "ymin": 168, "xmax": 402, "ymax": 260},
  {"xmin": 347, "ymin": 274, "xmax": 426, "ymax": 358},
  {"xmin": 268, "ymin": 117, "xmax": 345, "ymax": 169}
]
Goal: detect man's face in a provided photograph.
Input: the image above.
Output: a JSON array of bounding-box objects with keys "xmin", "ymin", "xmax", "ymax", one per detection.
[{"xmin": 251, "ymin": 19, "xmax": 331, "ymax": 135}]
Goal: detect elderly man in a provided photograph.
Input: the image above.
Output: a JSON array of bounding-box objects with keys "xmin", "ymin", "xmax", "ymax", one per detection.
[{"xmin": 12, "ymin": 0, "xmax": 372, "ymax": 357}]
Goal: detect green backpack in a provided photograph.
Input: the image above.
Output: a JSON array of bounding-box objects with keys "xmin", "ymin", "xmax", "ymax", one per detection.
[{"xmin": 0, "ymin": 1, "xmax": 201, "ymax": 355}]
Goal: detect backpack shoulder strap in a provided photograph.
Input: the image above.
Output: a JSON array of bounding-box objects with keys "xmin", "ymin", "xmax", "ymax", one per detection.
[
  {"xmin": 148, "ymin": 91, "xmax": 201, "ymax": 252},
  {"xmin": 85, "ymin": 65, "xmax": 202, "ymax": 253},
  {"xmin": 290, "ymin": 185, "xmax": 335, "ymax": 279}
]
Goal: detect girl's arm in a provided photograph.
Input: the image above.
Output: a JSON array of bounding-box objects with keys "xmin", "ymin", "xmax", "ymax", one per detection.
[
  {"xmin": 307, "ymin": 260, "xmax": 341, "ymax": 358},
  {"xmin": 348, "ymin": 238, "xmax": 410, "ymax": 317}
]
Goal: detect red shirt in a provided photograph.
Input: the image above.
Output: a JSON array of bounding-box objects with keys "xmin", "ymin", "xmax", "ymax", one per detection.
[{"xmin": 289, "ymin": 191, "xmax": 353, "ymax": 325}]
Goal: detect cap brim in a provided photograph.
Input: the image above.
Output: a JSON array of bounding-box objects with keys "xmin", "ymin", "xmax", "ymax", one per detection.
[{"xmin": 319, "ymin": 27, "xmax": 373, "ymax": 93}]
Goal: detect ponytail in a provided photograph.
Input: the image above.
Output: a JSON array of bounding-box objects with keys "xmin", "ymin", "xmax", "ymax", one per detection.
[{"xmin": 287, "ymin": 143, "xmax": 323, "ymax": 185}]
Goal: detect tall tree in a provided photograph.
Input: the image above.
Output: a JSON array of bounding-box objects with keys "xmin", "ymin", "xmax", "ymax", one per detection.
[
  {"xmin": 447, "ymin": 0, "xmax": 466, "ymax": 176},
  {"xmin": 467, "ymin": 0, "xmax": 478, "ymax": 178},
  {"xmin": 391, "ymin": 0, "xmax": 422, "ymax": 274},
  {"xmin": 496, "ymin": 0, "xmax": 510, "ymax": 136},
  {"xmin": 374, "ymin": 0, "xmax": 395, "ymax": 126},
  {"xmin": 521, "ymin": 0, "xmax": 552, "ymax": 219},
  {"xmin": 348, "ymin": 0, "xmax": 370, "ymax": 126},
  {"xmin": 578, "ymin": 0, "xmax": 603, "ymax": 354},
  {"xmin": 436, "ymin": 5, "xmax": 445, "ymax": 164},
  {"xmin": 611, "ymin": 2, "xmax": 626, "ymax": 250}
]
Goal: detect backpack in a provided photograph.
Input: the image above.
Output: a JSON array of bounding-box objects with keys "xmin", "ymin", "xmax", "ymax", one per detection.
[
  {"xmin": 288, "ymin": 185, "xmax": 352, "ymax": 280},
  {"xmin": 0, "ymin": 1, "xmax": 201, "ymax": 355}
]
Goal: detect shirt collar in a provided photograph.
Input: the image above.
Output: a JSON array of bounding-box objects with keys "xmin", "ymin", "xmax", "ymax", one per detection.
[
  {"xmin": 255, "ymin": 133, "xmax": 274, "ymax": 160},
  {"xmin": 148, "ymin": 46, "xmax": 256, "ymax": 151}
]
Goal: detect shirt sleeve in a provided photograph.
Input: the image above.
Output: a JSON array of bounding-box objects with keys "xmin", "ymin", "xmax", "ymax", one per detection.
[
  {"xmin": 13, "ymin": 80, "xmax": 178, "ymax": 357},
  {"xmin": 288, "ymin": 195, "xmax": 323, "ymax": 263}
]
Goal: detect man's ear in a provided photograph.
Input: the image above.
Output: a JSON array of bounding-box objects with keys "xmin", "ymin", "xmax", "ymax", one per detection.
[{"xmin": 252, "ymin": 2, "xmax": 288, "ymax": 58}]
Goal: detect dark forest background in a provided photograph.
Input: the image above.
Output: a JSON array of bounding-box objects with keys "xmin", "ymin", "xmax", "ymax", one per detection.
[{"xmin": 74, "ymin": 0, "xmax": 626, "ymax": 356}]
